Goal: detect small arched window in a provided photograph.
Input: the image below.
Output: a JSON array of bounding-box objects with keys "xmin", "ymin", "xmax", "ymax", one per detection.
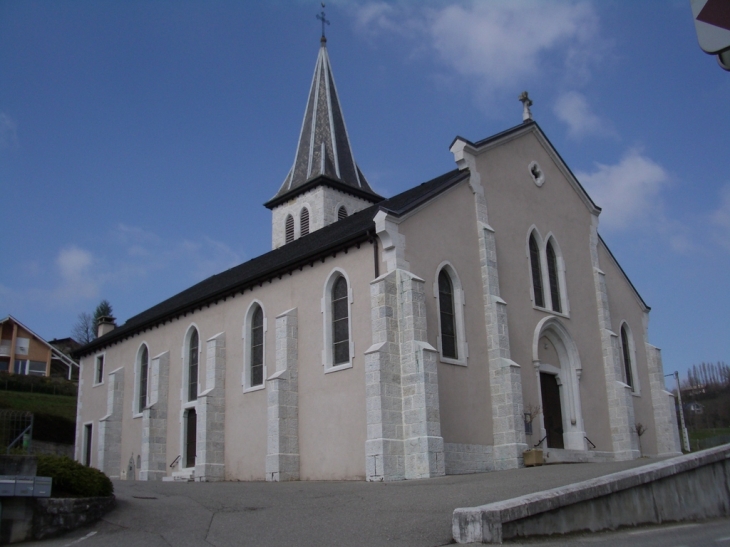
[
  {"xmin": 438, "ymin": 270, "xmax": 457, "ymax": 359},
  {"xmin": 250, "ymin": 305, "xmax": 264, "ymax": 387},
  {"xmin": 621, "ymin": 325, "xmax": 633, "ymax": 390},
  {"xmin": 138, "ymin": 344, "xmax": 149, "ymax": 413},
  {"xmin": 285, "ymin": 215, "xmax": 294, "ymax": 243},
  {"xmin": 332, "ymin": 276, "xmax": 349, "ymax": 365},
  {"xmin": 188, "ymin": 329, "xmax": 199, "ymax": 401},
  {"xmin": 529, "ymin": 234, "xmax": 545, "ymax": 308},
  {"xmin": 300, "ymin": 208, "xmax": 310, "ymax": 237},
  {"xmin": 546, "ymin": 240, "xmax": 561, "ymax": 313},
  {"xmin": 337, "ymin": 206, "xmax": 348, "ymax": 220}
]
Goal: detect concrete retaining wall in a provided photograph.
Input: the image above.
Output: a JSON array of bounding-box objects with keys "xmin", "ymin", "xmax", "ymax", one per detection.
[
  {"xmin": 453, "ymin": 444, "xmax": 730, "ymax": 544},
  {"xmin": 33, "ymin": 496, "xmax": 116, "ymax": 540}
]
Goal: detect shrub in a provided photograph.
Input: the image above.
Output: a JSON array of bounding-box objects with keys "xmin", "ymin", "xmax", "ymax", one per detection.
[
  {"xmin": 36, "ymin": 455, "xmax": 113, "ymax": 498},
  {"xmin": 33, "ymin": 413, "xmax": 76, "ymax": 444}
]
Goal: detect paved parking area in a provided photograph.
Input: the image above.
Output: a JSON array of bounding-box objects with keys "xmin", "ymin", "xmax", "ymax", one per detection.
[{"xmin": 25, "ymin": 459, "xmax": 660, "ymax": 547}]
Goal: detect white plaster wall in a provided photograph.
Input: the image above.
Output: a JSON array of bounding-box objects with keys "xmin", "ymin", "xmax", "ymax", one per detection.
[
  {"xmin": 397, "ymin": 181, "xmax": 494, "ymax": 447},
  {"xmin": 472, "ymin": 131, "xmax": 614, "ymax": 452},
  {"xmin": 598, "ymin": 242, "xmax": 661, "ymax": 455},
  {"xmin": 77, "ymin": 242, "xmax": 375, "ymax": 481}
]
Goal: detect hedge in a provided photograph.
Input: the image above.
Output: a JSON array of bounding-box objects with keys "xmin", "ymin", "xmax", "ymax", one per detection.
[{"xmin": 36, "ymin": 455, "xmax": 113, "ymax": 498}]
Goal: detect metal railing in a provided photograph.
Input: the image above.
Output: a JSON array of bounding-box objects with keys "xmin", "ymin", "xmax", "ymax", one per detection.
[{"xmin": 0, "ymin": 410, "xmax": 33, "ymax": 454}]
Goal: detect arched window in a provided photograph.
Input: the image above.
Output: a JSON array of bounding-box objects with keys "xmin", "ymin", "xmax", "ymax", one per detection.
[
  {"xmin": 438, "ymin": 270, "xmax": 457, "ymax": 359},
  {"xmin": 300, "ymin": 208, "xmax": 310, "ymax": 237},
  {"xmin": 332, "ymin": 276, "xmax": 349, "ymax": 365},
  {"xmin": 621, "ymin": 325, "xmax": 634, "ymax": 390},
  {"xmin": 546, "ymin": 240, "xmax": 561, "ymax": 313},
  {"xmin": 285, "ymin": 214, "xmax": 294, "ymax": 243},
  {"xmin": 337, "ymin": 206, "xmax": 347, "ymax": 220},
  {"xmin": 250, "ymin": 305, "xmax": 264, "ymax": 387},
  {"xmin": 529, "ymin": 233, "xmax": 545, "ymax": 308},
  {"xmin": 188, "ymin": 328, "xmax": 199, "ymax": 402},
  {"xmin": 138, "ymin": 344, "xmax": 149, "ymax": 414}
]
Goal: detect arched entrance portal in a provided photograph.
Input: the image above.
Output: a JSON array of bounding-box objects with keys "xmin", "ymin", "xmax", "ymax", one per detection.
[{"xmin": 532, "ymin": 317, "xmax": 586, "ymax": 451}]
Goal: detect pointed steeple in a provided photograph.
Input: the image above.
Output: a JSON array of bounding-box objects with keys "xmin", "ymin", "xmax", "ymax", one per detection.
[{"xmin": 266, "ymin": 38, "xmax": 381, "ymax": 208}]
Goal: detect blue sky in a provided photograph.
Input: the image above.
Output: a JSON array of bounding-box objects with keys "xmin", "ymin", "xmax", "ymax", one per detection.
[{"xmin": 1, "ymin": 1, "xmax": 728, "ymax": 384}]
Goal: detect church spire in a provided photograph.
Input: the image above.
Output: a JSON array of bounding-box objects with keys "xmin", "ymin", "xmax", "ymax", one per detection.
[{"xmin": 266, "ymin": 36, "xmax": 381, "ymax": 207}]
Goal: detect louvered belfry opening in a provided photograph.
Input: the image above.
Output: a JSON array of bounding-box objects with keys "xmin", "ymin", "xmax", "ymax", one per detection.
[
  {"xmin": 285, "ymin": 215, "xmax": 295, "ymax": 243},
  {"xmin": 300, "ymin": 208, "xmax": 310, "ymax": 236},
  {"xmin": 337, "ymin": 206, "xmax": 347, "ymax": 220}
]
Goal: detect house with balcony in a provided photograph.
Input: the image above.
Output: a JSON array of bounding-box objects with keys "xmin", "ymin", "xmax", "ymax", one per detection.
[{"xmin": 0, "ymin": 316, "xmax": 79, "ymax": 380}]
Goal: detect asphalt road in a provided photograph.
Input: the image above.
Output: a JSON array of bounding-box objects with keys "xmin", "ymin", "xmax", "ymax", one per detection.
[{"xmin": 21, "ymin": 458, "xmax": 691, "ymax": 547}]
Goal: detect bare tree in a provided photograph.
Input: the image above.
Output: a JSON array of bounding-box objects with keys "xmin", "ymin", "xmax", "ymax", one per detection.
[
  {"xmin": 634, "ymin": 422, "xmax": 647, "ymax": 457},
  {"xmin": 71, "ymin": 312, "xmax": 95, "ymax": 345}
]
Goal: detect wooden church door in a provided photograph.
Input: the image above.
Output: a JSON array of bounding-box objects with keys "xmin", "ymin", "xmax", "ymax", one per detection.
[{"xmin": 540, "ymin": 372, "xmax": 564, "ymax": 449}]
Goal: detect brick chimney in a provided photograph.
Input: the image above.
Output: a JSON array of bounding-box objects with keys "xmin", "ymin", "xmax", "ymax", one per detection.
[{"xmin": 97, "ymin": 316, "xmax": 116, "ymax": 338}]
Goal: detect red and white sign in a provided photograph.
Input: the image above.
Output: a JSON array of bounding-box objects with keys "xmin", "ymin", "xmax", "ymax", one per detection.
[{"xmin": 691, "ymin": 0, "xmax": 730, "ymax": 53}]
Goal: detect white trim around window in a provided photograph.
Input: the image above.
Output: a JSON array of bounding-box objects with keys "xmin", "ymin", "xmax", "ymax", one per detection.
[
  {"xmin": 321, "ymin": 268, "xmax": 354, "ymax": 373},
  {"xmin": 133, "ymin": 342, "xmax": 150, "ymax": 418},
  {"xmin": 434, "ymin": 261, "xmax": 468, "ymax": 366},
  {"xmin": 544, "ymin": 233, "xmax": 570, "ymax": 317},
  {"xmin": 242, "ymin": 300, "xmax": 267, "ymax": 393},
  {"xmin": 181, "ymin": 324, "xmax": 201, "ymax": 403},
  {"xmin": 620, "ymin": 321, "xmax": 641, "ymax": 396},
  {"xmin": 93, "ymin": 352, "xmax": 105, "ymax": 386}
]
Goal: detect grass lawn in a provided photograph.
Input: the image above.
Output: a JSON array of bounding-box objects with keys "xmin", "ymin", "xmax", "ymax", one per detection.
[
  {"xmin": 688, "ymin": 428, "xmax": 730, "ymax": 442},
  {"xmin": 0, "ymin": 390, "xmax": 77, "ymax": 421}
]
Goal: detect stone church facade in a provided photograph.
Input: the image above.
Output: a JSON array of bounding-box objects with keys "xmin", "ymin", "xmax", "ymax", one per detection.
[{"xmin": 74, "ymin": 37, "xmax": 681, "ymax": 482}]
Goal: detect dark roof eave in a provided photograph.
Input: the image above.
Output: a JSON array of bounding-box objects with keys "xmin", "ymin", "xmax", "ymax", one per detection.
[
  {"xmin": 74, "ymin": 226, "xmax": 376, "ymax": 358},
  {"xmin": 264, "ymin": 175, "xmax": 384, "ymax": 209}
]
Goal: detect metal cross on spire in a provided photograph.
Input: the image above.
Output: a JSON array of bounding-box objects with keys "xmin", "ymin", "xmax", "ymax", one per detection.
[{"xmin": 316, "ymin": 3, "xmax": 330, "ymax": 42}]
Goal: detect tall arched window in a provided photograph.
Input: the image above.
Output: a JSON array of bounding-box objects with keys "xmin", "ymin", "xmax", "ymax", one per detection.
[
  {"xmin": 621, "ymin": 325, "xmax": 634, "ymax": 390},
  {"xmin": 188, "ymin": 328, "xmax": 199, "ymax": 401},
  {"xmin": 250, "ymin": 305, "xmax": 264, "ymax": 387},
  {"xmin": 332, "ymin": 276, "xmax": 349, "ymax": 365},
  {"xmin": 438, "ymin": 270, "xmax": 457, "ymax": 359},
  {"xmin": 337, "ymin": 206, "xmax": 347, "ymax": 220},
  {"xmin": 138, "ymin": 344, "xmax": 149, "ymax": 413},
  {"xmin": 546, "ymin": 240, "xmax": 561, "ymax": 313},
  {"xmin": 285, "ymin": 214, "xmax": 294, "ymax": 243},
  {"xmin": 529, "ymin": 233, "xmax": 545, "ymax": 308},
  {"xmin": 300, "ymin": 208, "xmax": 310, "ymax": 237}
]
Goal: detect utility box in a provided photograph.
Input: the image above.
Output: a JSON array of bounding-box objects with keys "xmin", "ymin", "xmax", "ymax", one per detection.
[
  {"xmin": 0, "ymin": 475, "xmax": 16, "ymax": 496},
  {"xmin": 33, "ymin": 476, "xmax": 52, "ymax": 497},
  {"xmin": 13, "ymin": 476, "xmax": 34, "ymax": 497}
]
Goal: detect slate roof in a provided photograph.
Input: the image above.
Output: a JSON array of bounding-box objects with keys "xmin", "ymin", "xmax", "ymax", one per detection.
[
  {"xmin": 76, "ymin": 167, "xmax": 469, "ymax": 357},
  {"xmin": 266, "ymin": 38, "xmax": 382, "ymax": 208}
]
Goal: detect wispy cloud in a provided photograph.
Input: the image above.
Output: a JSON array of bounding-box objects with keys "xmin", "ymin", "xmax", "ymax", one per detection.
[
  {"xmin": 554, "ymin": 91, "xmax": 614, "ymax": 139},
  {"xmin": 54, "ymin": 246, "xmax": 99, "ymax": 302},
  {"xmin": 353, "ymin": 1, "xmax": 603, "ymax": 106},
  {"xmin": 0, "ymin": 113, "xmax": 19, "ymax": 149},
  {"xmin": 577, "ymin": 149, "xmax": 669, "ymax": 232}
]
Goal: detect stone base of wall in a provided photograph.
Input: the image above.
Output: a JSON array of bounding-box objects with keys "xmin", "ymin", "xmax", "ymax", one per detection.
[
  {"xmin": 445, "ymin": 443, "xmax": 493, "ymax": 475},
  {"xmin": 543, "ymin": 448, "xmax": 616, "ymax": 465},
  {"xmin": 33, "ymin": 496, "xmax": 116, "ymax": 541},
  {"xmin": 32, "ymin": 440, "xmax": 74, "ymax": 458}
]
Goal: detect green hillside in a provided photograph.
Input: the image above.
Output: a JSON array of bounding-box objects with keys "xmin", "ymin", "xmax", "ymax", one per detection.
[{"xmin": 0, "ymin": 391, "xmax": 77, "ymax": 421}]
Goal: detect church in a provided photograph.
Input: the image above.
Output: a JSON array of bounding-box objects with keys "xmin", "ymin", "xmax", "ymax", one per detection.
[{"xmin": 74, "ymin": 34, "xmax": 681, "ymax": 482}]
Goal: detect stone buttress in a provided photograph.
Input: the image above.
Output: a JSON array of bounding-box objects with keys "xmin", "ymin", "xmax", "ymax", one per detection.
[
  {"xmin": 266, "ymin": 308, "xmax": 300, "ymax": 481},
  {"xmin": 451, "ymin": 141, "xmax": 527, "ymax": 470},
  {"xmin": 97, "ymin": 367, "xmax": 124, "ymax": 478},
  {"xmin": 140, "ymin": 351, "xmax": 170, "ymax": 480},
  {"xmin": 195, "ymin": 332, "xmax": 226, "ymax": 481},
  {"xmin": 589, "ymin": 219, "xmax": 639, "ymax": 459},
  {"xmin": 645, "ymin": 341, "xmax": 682, "ymax": 456},
  {"xmin": 365, "ymin": 269, "xmax": 445, "ymax": 481}
]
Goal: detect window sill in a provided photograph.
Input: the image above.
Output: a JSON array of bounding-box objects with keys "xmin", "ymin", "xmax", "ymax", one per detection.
[
  {"xmin": 532, "ymin": 305, "xmax": 570, "ymax": 320},
  {"xmin": 92, "ymin": 381, "xmax": 104, "ymax": 387},
  {"xmin": 439, "ymin": 356, "xmax": 467, "ymax": 367},
  {"xmin": 631, "ymin": 391, "xmax": 641, "ymax": 398},
  {"xmin": 132, "ymin": 412, "xmax": 143, "ymax": 419},
  {"xmin": 324, "ymin": 362, "xmax": 353, "ymax": 374},
  {"xmin": 243, "ymin": 384, "xmax": 266, "ymax": 394}
]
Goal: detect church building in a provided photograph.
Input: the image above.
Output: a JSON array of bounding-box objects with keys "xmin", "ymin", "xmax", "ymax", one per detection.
[{"xmin": 74, "ymin": 35, "xmax": 681, "ymax": 482}]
